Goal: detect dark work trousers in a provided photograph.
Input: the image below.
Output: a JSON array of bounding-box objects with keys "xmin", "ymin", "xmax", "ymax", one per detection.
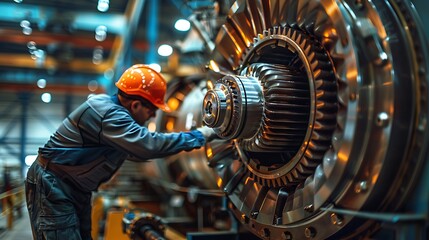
[{"xmin": 25, "ymin": 161, "xmax": 92, "ymax": 240}]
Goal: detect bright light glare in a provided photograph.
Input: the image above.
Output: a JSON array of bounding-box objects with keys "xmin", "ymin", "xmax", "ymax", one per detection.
[
  {"xmin": 104, "ymin": 68, "xmax": 114, "ymax": 79},
  {"xmin": 185, "ymin": 112, "xmax": 194, "ymax": 130},
  {"xmin": 209, "ymin": 60, "xmax": 220, "ymax": 72},
  {"xmin": 27, "ymin": 41, "xmax": 37, "ymax": 50},
  {"xmin": 41, "ymin": 93, "xmax": 52, "ymax": 103},
  {"xmin": 88, "ymin": 80, "xmax": 98, "ymax": 92},
  {"xmin": 97, "ymin": 0, "xmax": 109, "ymax": 12},
  {"xmin": 23, "ymin": 27, "xmax": 32, "ymax": 35},
  {"xmin": 157, "ymin": 44, "xmax": 173, "ymax": 57},
  {"xmin": 95, "ymin": 25, "xmax": 107, "ymax": 42},
  {"xmin": 148, "ymin": 121, "xmax": 157, "ymax": 132},
  {"xmin": 174, "ymin": 19, "xmax": 190, "ymax": 31},
  {"xmin": 148, "ymin": 63, "xmax": 161, "ymax": 73},
  {"xmin": 34, "ymin": 49, "xmax": 45, "ymax": 59},
  {"xmin": 25, "ymin": 155, "xmax": 37, "ymax": 166},
  {"xmin": 20, "ymin": 20, "xmax": 30, "ymax": 28},
  {"xmin": 92, "ymin": 46, "xmax": 103, "ymax": 64},
  {"xmin": 37, "ymin": 78, "xmax": 46, "ymax": 88}
]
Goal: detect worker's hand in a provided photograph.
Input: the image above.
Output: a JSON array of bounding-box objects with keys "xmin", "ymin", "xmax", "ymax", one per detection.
[{"xmin": 197, "ymin": 126, "xmax": 218, "ymax": 142}]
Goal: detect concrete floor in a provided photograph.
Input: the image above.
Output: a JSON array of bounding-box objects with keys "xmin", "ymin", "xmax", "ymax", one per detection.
[{"xmin": 0, "ymin": 209, "xmax": 33, "ymax": 240}]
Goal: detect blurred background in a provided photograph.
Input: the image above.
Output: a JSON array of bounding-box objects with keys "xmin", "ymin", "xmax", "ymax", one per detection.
[{"xmin": 0, "ymin": 0, "xmax": 222, "ymax": 176}]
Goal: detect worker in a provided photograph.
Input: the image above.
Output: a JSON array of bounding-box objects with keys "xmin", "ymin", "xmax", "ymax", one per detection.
[{"xmin": 25, "ymin": 64, "xmax": 217, "ymax": 240}]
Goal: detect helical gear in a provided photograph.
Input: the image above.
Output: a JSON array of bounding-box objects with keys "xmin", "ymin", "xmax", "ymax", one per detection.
[
  {"xmin": 241, "ymin": 63, "xmax": 309, "ymax": 153},
  {"xmin": 237, "ymin": 26, "xmax": 338, "ymax": 188}
]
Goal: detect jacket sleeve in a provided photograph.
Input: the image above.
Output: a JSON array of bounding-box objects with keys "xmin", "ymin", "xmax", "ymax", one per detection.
[{"xmin": 100, "ymin": 107, "xmax": 206, "ymax": 161}]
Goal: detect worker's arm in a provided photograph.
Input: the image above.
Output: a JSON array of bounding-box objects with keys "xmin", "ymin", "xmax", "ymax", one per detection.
[{"xmin": 101, "ymin": 108, "xmax": 206, "ymax": 161}]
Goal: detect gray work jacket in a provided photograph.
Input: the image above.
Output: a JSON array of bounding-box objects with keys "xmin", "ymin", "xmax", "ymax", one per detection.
[{"xmin": 38, "ymin": 94, "xmax": 205, "ymax": 192}]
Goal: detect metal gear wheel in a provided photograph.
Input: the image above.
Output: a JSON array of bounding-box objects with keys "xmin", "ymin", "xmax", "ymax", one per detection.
[{"xmin": 203, "ymin": 0, "xmax": 429, "ymax": 239}]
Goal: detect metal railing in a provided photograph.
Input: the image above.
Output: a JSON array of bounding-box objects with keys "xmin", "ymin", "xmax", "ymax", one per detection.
[{"xmin": 0, "ymin": 186, "xmax": 25, "ymax": 230}]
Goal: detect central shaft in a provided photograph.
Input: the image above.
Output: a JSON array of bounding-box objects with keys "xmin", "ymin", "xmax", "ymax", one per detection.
[{"xmin": 202, "ymin": 75, "xmax": 264, "ymax": 140}]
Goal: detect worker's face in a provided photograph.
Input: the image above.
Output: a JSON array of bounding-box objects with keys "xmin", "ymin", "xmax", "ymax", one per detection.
[{"xmin": 130, "ymin": 100, "xmax": 158, "ymax": 126}]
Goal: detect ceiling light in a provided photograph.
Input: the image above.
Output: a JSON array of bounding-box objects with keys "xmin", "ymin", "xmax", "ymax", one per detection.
[
  {"xmin": 95, "ymin": 25, "xmax": 107, "ymax": 42},
  {"xmin": 104, "ymin": 68, "xmax": 115, "ymax": 80},
  {"xmin": 158, "ymin": 44, "xmax": 173, "ymax": 57},
  {"xmin": 34, "ymin": 49, "xmax": 46, "ymax": 67},
  {"xmin": 97, "ymin": 0, "xmax": 109, "ymax": 12},
  {"xmin": 174, "ymin": 19, "xmax": 191, "ymax": 31},
  {"xmin": 41, "ymin": 93, "xmax": 52, "ymax": 103},
  {"xmin": 148, "ymin": 63, "xmax": 161, "ymax": 73},
  {"xmin": 37, "ymin": 79, "xmax": 46, "ymax": 89},
  {"xmin": 25, "ymin": 155, "xmax": 37, "ymax": 166},
  {"xmin": 22, "ymin": 27, "xmax": 32, "ymax": 35},
  {"xmin": 28, "ymin": 42, "xmax": 38, "ymax": 55},
  {"xmin": 27, "ymin": 41, "xmax": 37, "ymax": 50},
  {"xmin": 93, "ymin": 46, "xmax": 104, "ymax": 64},
  {"xmin": 33, "ymin": 49, "xmax": 46, "ymax": 59},
  {"xmin": 88, "ymin": 80, "xmax": 99, "ymax": 92},
  {"xmin": 20, "ymin": 20, "xmax": 32, "ymax": 35},
  {"xmin": 20, "ymin": 20, "xmax": 30, "ymax": 28}
]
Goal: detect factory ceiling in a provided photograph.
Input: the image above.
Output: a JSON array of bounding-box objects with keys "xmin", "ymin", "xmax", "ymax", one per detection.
[{"xmin": 0, "ymin": 0, "xmax": 200, "ymax": 93}]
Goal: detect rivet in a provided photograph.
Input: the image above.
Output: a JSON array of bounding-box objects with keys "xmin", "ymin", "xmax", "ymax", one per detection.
[
  {"xmin": 355, "ymin": 180, "xmax": 368, "ymax": 193},
  {"xmin": 304, "ymin": 204, "xmax": 314, "ymax": 212},
  {"xmin": 260, "ymin": 228, "xmax": 270, "ymax": 237},
  {"xmin": 240, "ymin": 214, "xmax": 250, "ymax": 224},
  {"xmin": 376, "ymin": 112, "xmax": 389, "ymax": 127},
  {"xmin": 282, "ymin": 231, "xmax": 293, "ymax": 240},
  {"xmin": 304, "ymin": 227, "xmax": 316, "ymax": 238},
  {"xmin": 330, "ymin": 213, "xmax": 343, "ymax": 225},
  {"xmin": 250, "ymin": 211, "xmax": 259, "ymax": 219}
]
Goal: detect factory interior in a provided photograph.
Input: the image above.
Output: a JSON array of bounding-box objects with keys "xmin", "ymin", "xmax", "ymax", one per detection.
[{"xmin": 0, "ymin": 0, "xmax": 429, "ymax": 239}]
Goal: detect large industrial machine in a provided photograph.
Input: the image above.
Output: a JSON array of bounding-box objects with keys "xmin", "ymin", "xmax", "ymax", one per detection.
[{"xmin": 124, "ymin": 0, "xmax": 429, "ymax": 239}]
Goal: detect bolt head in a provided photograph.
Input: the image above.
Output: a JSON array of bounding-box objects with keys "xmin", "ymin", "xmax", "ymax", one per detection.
[
  {"xmin": 376, "ymin": 112, "xmax": 389, "ymax": 127},
  {"xmin": 304, "ymin": 227, "xmax": 316, "ymax": 238},
  {"xmin": 355, "ymin": 181, "xmax": 368, "ymax": 193},
  {"xmin": 330, "ymin": 213, "xmax": 343, "ymax": 225}
]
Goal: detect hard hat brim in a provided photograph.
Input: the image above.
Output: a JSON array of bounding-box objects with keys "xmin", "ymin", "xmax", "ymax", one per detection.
[{"xmin": 156, "ymin": 103, "xmax": 172, "ymax": 113}]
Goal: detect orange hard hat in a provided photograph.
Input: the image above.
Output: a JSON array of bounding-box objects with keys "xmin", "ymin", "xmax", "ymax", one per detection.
[{"xmin": 115, "ymin": 64, "xmax": 171, "ymax": 112}]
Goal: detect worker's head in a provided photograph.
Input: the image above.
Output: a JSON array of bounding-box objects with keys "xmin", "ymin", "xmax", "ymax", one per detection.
[{"xmin": 116, "ymin": 64, "xmax": 171, "ymax": 125}]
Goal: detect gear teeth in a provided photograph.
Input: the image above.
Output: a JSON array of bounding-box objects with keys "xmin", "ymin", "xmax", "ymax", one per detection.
[
  {"xmin": 300, "ymin": 38, "xmax": 308, "ymax": 49},
  {"xmin": 286, "ymin": 27, "xmax": 292, "ymax": 37},
  {"xmin": 304, "ymin": 44, "xmax": 312, "ymax": 55},
  {"xmin": 263, "ymin": 30, "xmax": 268, "ymax": 36},
  {"xmin": 296, "ymin": 33, "xmax": 302, "ymax": 44},
  {"xmin": 291, "ymin": 29, "xmax": 297, "ymax": 40},
  {"xmin": 281, "ymin": 27, "xmax": 287, "ymax": 35},
  {"xmin": 236, "ymin": 26, "xmax": 338, "ymax": 188}
]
